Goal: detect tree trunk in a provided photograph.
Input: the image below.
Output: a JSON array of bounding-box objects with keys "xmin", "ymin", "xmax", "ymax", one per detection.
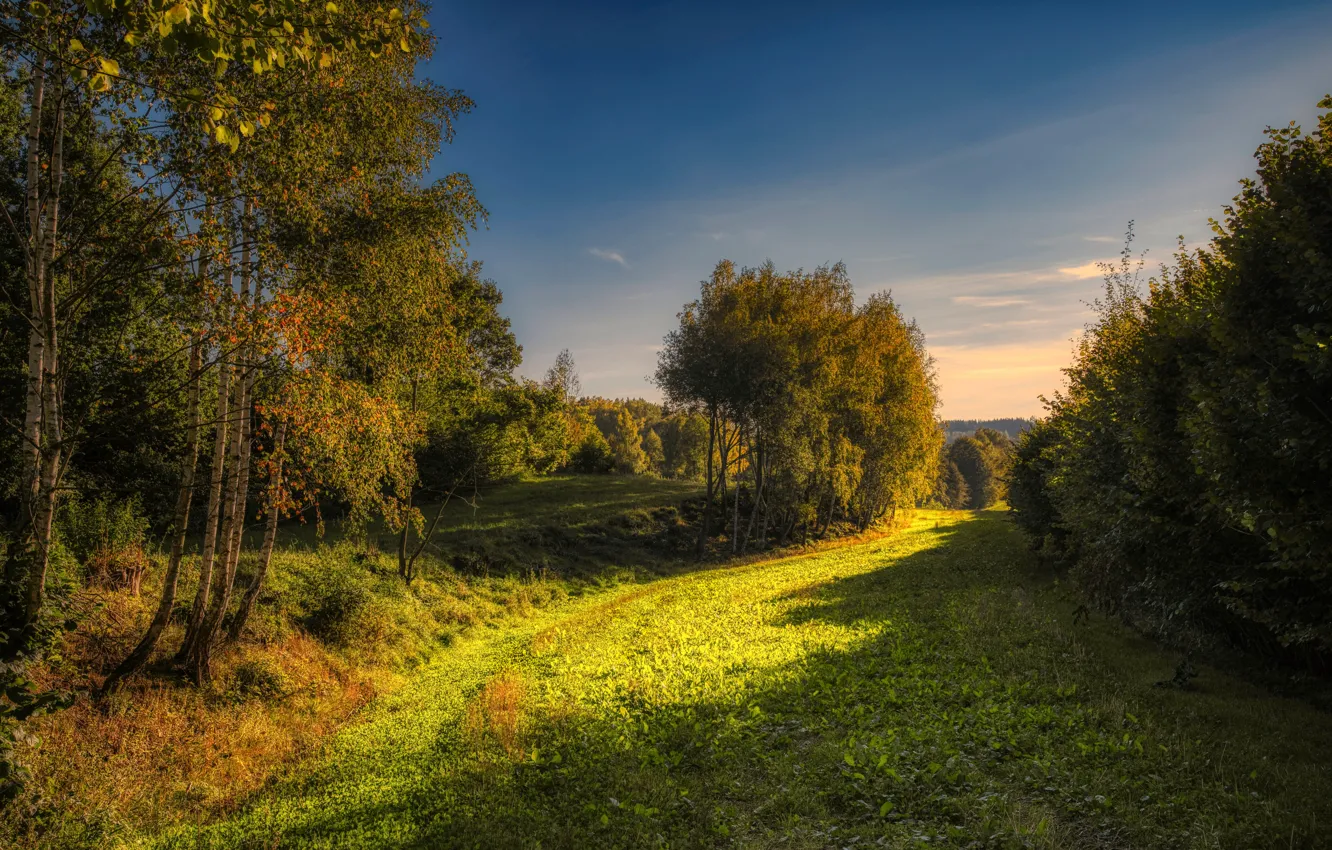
[
  {"xmin": 5, "ymin": 65, "xmax": 66, "ymax": 655},
  {"xmin": 25, "ymin": 79, "xmax": 65, "ymax": 631},
  {"xmin": 731, "ymin": 424, "xmax": 743, "ymax": 554},
  {"xmin": 397, "ymin": 376, "xmax": 418, "ymax": 581},
  {"xmin": 817, "ymin": 483, "xmax": 835, "ymax": 539},
  {"xmin": 178, "ymin": 239, "xmax": 235, "ymax": 663},
  {"xmin": 758, "ymin": 453, "xmax": 771, "ymax": 550},
  {"xmin": 190, "ymin": 207, "xmax": 254, "ymax": 683},
  {"xmin": 102, "ymin": 336, "xmax": 203, "ymax": 693},
  {"xmin": 718, "ymin": 418, "xmax": 729, "ymax": 546},
  {"xmin": 742, "ymin": 429, "xmax": 763, "ymax": 553},
  {"xmin": 695, "ymin": 405, "xmax": 716, "ymax": 559},
  {"xmin": 226, "ymin": 415, "xmax": 285, "ymax": 643},
  {"xmin": 17, "ymin": 55, "xmax": 45, "ymax": 517},
  {"xmin": 177, "ymin": 354, "xmax": 230, "ymax": 661}
]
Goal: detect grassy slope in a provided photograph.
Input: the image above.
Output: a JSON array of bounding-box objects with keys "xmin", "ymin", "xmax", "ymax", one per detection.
[
  {"xmin": 270, "ymin": 474, "xmax": 704, "ymax": 568},
  {"xmin": 16, "ymin": 475, "xmax": 702, "ymax": 849},
  {"xmin": 156, "ymin": 510, "xmax": 1332, "ymax": 850}
]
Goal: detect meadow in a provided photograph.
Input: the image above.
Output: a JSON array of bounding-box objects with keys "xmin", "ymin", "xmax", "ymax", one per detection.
[
  {"xmin": 14, "ymin": 475, "xmax": 703, "ymax": 849},
  {"xmin": 149, "ymin": 506, "xmax": 1332, "ymax": 850}
]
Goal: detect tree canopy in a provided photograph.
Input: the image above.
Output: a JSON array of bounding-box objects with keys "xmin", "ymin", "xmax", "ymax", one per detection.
[{"xmin": 1009, "ymin": 96, "xmax": 1332, "ymax": 661}]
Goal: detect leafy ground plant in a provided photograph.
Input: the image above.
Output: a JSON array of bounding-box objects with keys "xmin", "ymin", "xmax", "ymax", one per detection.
[{"xmin": 157, "ymin": 510, "xmax": 1332, "ymax": 849}]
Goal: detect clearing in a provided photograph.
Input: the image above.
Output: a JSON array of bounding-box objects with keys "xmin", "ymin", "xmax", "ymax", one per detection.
[{"xmin": 153, "ymin": 508, "xmax": 1332, "ymax": 849}]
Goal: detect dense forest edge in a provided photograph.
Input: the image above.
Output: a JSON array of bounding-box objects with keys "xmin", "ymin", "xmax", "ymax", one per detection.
[{"xmin": 1008, "ymin": 99, "xmax": 1332, "ymax": 675}]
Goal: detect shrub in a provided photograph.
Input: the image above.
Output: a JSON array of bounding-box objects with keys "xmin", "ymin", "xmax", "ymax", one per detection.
[
  {"xmin": 569, "ymin": 429, "xmax": 614, "ymax": 474},
  {"xmin": 302, "ymin": 567, "xmax": 374, "ymax": 647},
  {"xmin": 1008, "ymin": 96, "xmax": 1332, "ymax": 661},
  {"xmin": 229, "ymin": 658, "xmax": 291, "ymax": 701},
  {"xmin": 58, "ymin": 496, "xmax": 151, "ymax": 594}
]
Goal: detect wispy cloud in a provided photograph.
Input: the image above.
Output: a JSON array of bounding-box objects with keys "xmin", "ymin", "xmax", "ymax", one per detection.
[
  {"xmin": 1057, "ymin": 260, "xmax": 1110, "ymax": 279},
  {"xmin": 1082, "ymin": 235, "xmax": 1119, "ymax": 243},
  {"xmin": 951, "ymin": 295, "xmax": 1031, "ymax": 308},
  {"xmin": 589, "ymin": 247, "xmax": 629, "ymax": 268}
]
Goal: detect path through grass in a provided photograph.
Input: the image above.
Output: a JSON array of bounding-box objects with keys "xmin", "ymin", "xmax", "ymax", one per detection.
[{"xmin": 157, "ymin": 510, "xmax": 1332, "ymax": 849}]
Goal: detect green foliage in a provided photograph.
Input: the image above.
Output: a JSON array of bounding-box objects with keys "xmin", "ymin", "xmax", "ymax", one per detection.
[
  {"xmin": 56, "ymin": 496, "xmax": 150, "ymax": 567},
  {"xmin": 1010, "ymin": 95, "xmax": 1332, "ymax": 658},
  {"xmin": 155, "ymin": 511, "xmax": 1332, "ymax": 849},
  {"xmin": 569, "ymin": 428, "xmax": 615, "ymax": 475},
  {"xmin": 655, "ymin": 411, "xmax": 709, "ymax": 480},
  {"xmin": 0, "ymin": 636, "xmax": 73, "ymax": 806},
  {"xmin": 227, "ymin": 658, "xmax": 291, "ymax": 703},
  {"xmin": 945, "ymin": 428, "xmax": 1012, "ymax": 509},
  {"xmin": 640, "ymin": 427, "xmax": 665, "ymax": 476},
  {"xmin": 932, "ymin": 457, "xmax": 970, "ymax": 509},
  {"xmin": 656, "ymin": 261, "xmax": 941, "ymax": 548},
  {"xmin": 299, "ymin": 558, "xmax": 376, "ymax": 648},
  {"xmin": 607, "ymin": 408, "xmax": 649, "ymax": 475}
]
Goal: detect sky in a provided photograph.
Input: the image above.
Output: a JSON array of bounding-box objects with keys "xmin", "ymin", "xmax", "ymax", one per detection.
[{"xmin": 419, "ymin": 0, "xmax": 1332, "ymax": 420}]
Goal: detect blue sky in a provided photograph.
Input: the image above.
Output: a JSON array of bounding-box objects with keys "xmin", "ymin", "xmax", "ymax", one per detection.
[{"xmin": 421, "ymin": 0, "xmax": 1332, "ymax": 419}]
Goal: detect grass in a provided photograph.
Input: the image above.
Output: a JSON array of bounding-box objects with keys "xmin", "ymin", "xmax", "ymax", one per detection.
[
  {"xmin": 268, "ymin": 473, "xmax": 704, "ymax": 572},
  {"xmin": 10, "ymin": 474, "xmax": 702, "ymax": 850},
  {"xmin": 150, "ymin": 509, "xmax": 1332, "ymax": 849}
]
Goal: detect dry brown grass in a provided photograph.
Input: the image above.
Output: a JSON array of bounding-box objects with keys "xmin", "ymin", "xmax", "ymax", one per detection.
[
  {"xmin": 20, "ymin": 622, "xmax": 394, "ymax": 842},
  {"xmin": 463, "ymin": 669, "xmax": 528, "ymax": 760}
]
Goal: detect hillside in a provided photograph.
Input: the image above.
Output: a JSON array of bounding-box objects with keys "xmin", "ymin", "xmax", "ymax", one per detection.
[{"xmin": 147, "ymin": 508, "xmax": 1331, "ymax": 849}]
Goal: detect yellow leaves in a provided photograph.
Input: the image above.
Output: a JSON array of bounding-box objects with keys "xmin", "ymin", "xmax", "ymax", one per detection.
[
  {"xmin": 98, "ymin": 57, "xmax": 120, "ymax": 76},
  {"xmin": 318, "ymin": 51, "xmax": 333, "ymax": 69},
  {"xmin": 214, "ymin": 123, "xmax": 239, "ymax": 153},
  {"xmin": 325, "ymin": 1, "xmax": 339, "ymax": 11},
  {"xmin": 282, "ymin": 19, "xmax": 295, "ymax": 34},
  {"xmin": 67, "ymin": 38, "xmax": 85, "ymax": 54},
  {"xmin": 165, "ymin": 3, "xmax": 191, "ymax": 25},
  {"xmin": 210, "ymin": 106, "xmax": 224, "ymax": 122}
]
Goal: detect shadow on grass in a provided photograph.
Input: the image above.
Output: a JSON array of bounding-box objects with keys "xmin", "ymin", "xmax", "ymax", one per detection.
[{"xmin": 166, "ymin": 511, "xmax": 1332, "ymax": 850}]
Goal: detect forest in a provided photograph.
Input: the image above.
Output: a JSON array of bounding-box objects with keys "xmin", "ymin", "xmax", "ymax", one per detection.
[
  {"xmin": 2, "ymin": 2, "xmax": 1331, "ymax": 849},
  {"xmin": 1008, "ymin": 102, "xmax": 1332, "ymax": 669}
]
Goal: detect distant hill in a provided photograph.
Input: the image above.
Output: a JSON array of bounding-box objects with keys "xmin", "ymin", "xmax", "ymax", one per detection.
[{"xmin": 943, "ymin": 418, "xmax": 1036, "ymax": 444}]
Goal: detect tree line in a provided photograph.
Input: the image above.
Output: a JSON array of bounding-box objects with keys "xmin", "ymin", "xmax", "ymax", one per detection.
[
  {"xmin": 655, "ymin": 260, "xmax": 941, "ymax": 555},
  {"xmin": 932, "ymin": 427, "xmax": 1011, "ymax": 511},
  {"xmin": 1009, "ymin": 96, "xmax": 1332, "ymax": 666}
]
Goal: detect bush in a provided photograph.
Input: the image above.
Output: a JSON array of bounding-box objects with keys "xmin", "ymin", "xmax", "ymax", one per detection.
[
  {"xmin": 569, "ymin": 430, "xmax": 614, "ymax": 474},
  {"xmin": 1008, "ymin": 96, "xmax": 1332, "ymax": 662},
  {"xmin": 57, "ymin": 496, "xmax": 151, "ymax": 594},
  {"xmin": 301, "ymin": 565, "xmax": 374, "ymax": 647},
  {"xmin": 229, "ymin": 658, "xmax": 291, "ymax": 701}
]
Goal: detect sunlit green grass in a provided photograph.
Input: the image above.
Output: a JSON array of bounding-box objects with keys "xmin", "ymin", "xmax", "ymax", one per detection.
[{"xmin": 156, "ymin": 510, "xmax": 1332, "ymax": 849}]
